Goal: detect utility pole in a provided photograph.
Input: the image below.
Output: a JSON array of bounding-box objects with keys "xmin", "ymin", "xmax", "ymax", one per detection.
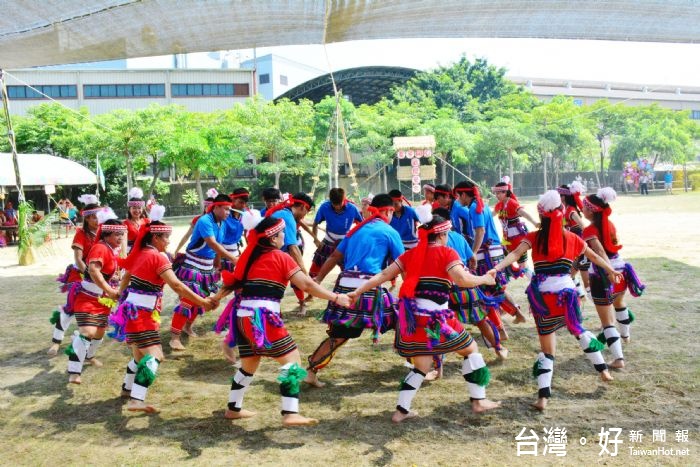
[{"xmin": 0, "ymin": 69, "xmax": 24, "ymax": 202}]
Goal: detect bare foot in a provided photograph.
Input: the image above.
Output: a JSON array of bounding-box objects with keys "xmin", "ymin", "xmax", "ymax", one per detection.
[
  {"xmin": 424, "ymin": 369, "xmax": 440, "ymax": 382},
  {"xmin": 297, "ymin": 302, "xmax": 307, "ymax": 317},
  {"xmin": 121, "ymin": 389, "xmax": 131, "ymax": 398},
  {"xmin": 496, "ymin": 347, "xmax": 509, "ymax": 360},
  {"xmin": 47, "ymin": 343, "xmax": 60, "ymax": 357},
  {"xmin": 513, "ymin": 311, "xmax": 526, "ymax": 324},
  {"xmin": 68, "ymin": 374, "xmax": 81, "ymax": 385},
  {"xmin": 391, "ymin": 410, "xmax": 418, "ymax": 423},
  {"xmin": 182, "ymin": 323, "xmax": 198, "ymax": 337},
  {"xmin": 221, "ymin": 340, "xmax": 237, "ymax": 365},
  {"xmin": 169, "ymin": 338, "xmax": 186, "ymax": 351},
  {"xmin": 471, "ymin": 399, "xmax": 501, "ymax": 413},
  {"xmin": 600, "ymin": 370, "xmax": 614, "ymax": 382},
  {"xmin": 127, "ymin": 399, "xmax": 159, "ymax": 414},
  {"xmin": 303, "ymin": 371, "xmax": 326, "ymax": 388},
  {"xmin": 610, "ymin": 358, "xmax": 625, "ymax": 369},
  {"xmin": 531, "ymin": 397, "xmax": 548, "ymax": 411},
  {"xmin": 282, "ymin": 413, "xmax": 319, "ymax": 426},
  {"xmin": 621, "ymin": 336, "xmax": 630, "ymax": 344},
  {"xmin": 84, "ymin": 358, "xmax": 103, "ymax": 368},
  {"xmin": 224, "ymin": 408, "xmax": 256, "ymax": 419},
  {"xmin": 499, "ymin": 327, "xmax": 509, "ymax": 341},
  {"xmin": 304, "ymin": 294, "xmax": 314, "ymax": 303}
]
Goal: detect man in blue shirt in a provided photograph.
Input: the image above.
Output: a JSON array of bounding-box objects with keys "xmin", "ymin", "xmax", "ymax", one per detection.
[
  {"xmin": 305, "ymin": 194, "xmax": 404, "ymax": 387},
  {"xmin": 310, "ymin": 188, "xmax": 363, "ymax": 279},
  {"xmin": 388, "ymin": 189, "xmax": 420, "ymax": 250},
  {"xmin": 170, "ymin": 193, "xmax": 236, "ymax": 350},
  {"xmin": 454, "ymin": 181, "xmax": 526, "ymax": 334},
  {"xmin": 434, "ymin": 183, "xmax": 471, "ymax": 238},
  {"xmin": 220, "ymin": 188, "xmax": 249, "ymax": 272},
  {"xmin": 260, "ymin": 187, "xmax": 281, "ymax": 217}
]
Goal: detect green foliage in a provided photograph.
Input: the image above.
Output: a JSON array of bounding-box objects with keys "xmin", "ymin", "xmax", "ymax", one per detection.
[{"xmin": 182, "ymin": 189, "xmax": 199, "ymax": 206}]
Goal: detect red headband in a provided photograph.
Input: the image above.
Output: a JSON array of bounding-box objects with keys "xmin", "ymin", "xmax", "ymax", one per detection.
[
  {"xmin": 399, "ymin": 220, "xmax": 452, "ymax": 299},
  {"xmin": 346, "ymin": 206, "xmax": 394, "ymax": 238},
  {"xmin": 492, "ymin": 184, "xmax": 518, "ymax": 203},
  {"xmin": 433, "ymin": 188, "xmax": 453, "ymax": 198},
  {"xmin": 81, "ymin": 207, "xmax": 103, "ymax": 217},
  {"xmin": 584, "ymin": 197, "xmax": 621, "ymax": 253},
  {"xmin": 229, "ymin": 192, "xmax": 250, "ymax": 200},
  {"xmin": 264, "ymin": 197, "xmax": 310, "ymax": 218},
  {"xmin": 207, "ymin": 201, "xmax": 233, "ymax": 213},
  {"xmin": 454, "ymin": 186, "xmax": 484, "ymax": 214},
  {"xmin": 118, "ymin": 220, "xmax": 172, "ymax": 271},
  {"xmin": 226, "ymin": 218, "xmax": 285, "ymax": 286},
  {"xmin": 101, "ymin": 223, "xmax": 127, "ymax": 232},
  {"xmin": 391, "ymin": 195, "xmax": 412, "ymax": 207},
  {"xmin": 127, "ymin": 200, "xmax": 145, "ymax": 208}
]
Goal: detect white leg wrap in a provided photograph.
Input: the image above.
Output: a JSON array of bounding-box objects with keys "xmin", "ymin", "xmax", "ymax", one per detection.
[
  {"xmin": 130, "ymin": 383, "xmax": 148, "ymax": 401},
  {"xmin": 535, "ymin": 353, "xmax": 554, "ymax": 398},
  {"xmin": 281, "ymin": 396, "xmax": 299, "ymax": 414},
  {"xmin": 462, "ymin": 353, "xmax": 488, "ymax": 400},
  {"xmin": 578, "ymin": 331, "xmax": 607, "ymax": 371},
  {"xmin": 52, "ymin": 308, "xmax": 73, "ymax": 342},
  {"xmin": 615, "ymin": 308, "xmax": 631, "ymax": 338},
  {"xmin": 86, "ymin": 338, "xmax": 103, "ymax": 359},
  {"xmin": 67, "ymin": 332, "xmax": 90, "ymax": 375},
  {"xmin": 122, "ymin": 359, "xmax": 137, "ymax": 391},
  {"xmin": 467, "ymin": 352, "xmax": 487, "ymax": 371},
  {"xmin": 396, "ymin": 369, "xmax": 425, "ymax": 413},
  {"xmin": 603, "ymin": 326, "xmax": 624, "ymax": 361},
  {"xmin": 228, "ymin": 369, "xmax": 254, "ymax": 411}
]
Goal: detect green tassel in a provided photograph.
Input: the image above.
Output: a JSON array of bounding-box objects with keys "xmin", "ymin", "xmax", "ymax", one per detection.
[
  {"xmin": 596, "ymin": 331, "xmax": 607, "ymax": 344},
  {"xmin": 628, "ymin": 310, "xmax": 636, "ymax": 324},
  {"xmin": 277, "ymin": 363, "xmax": 307, "ymax": 395},
  {"xmin": 467, "ymin": 366, "xmax": 491, "ymax": 387},
  {"xmin": 587, "ymin": 337, "xmax": 606, "ymax": 353},
  {"xmin": 532, "ymin": 359, "xmax": 541, "ymax": 379},
  {"xmin": 64, "ymin": 343, "xmax": 76, "ymax": 357},
  {"xmin": 134, "ymin": 354, "xmax": 159, "ymax": 386},
  {"xmin": 425, "ymin": 323, "xmax": 442, "ymax": 341},
  {"xmin": 49, "ymin": 310, "xmax": 60, "ymax": 325}
]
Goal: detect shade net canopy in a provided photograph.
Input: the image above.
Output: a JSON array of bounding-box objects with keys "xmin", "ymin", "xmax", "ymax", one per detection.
[
  {"xmin": 1, "ymin": 153, "xmax": 96, "ymax": 186},
  {"xmin": 1, "ymin": 0, "xmax": 699, "ymax": 69}
]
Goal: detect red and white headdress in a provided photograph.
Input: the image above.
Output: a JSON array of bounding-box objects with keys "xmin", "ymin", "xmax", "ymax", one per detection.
[
  {"xmin": 127, "ymin": 187, "xmax": 145, "ymax": 208},
  {"xmin": 78, "ymin": 194, "xmax": 101, "ymax": 217},
  {"xmin": 536, "ymin": 190, "xmax": 565, "ymax": 260},
  {"xmin": 583, "ymin": 187, "xmax": 621, "ymax": 254},
  {"xmin": 399, "ymin": 215, "xmax": 452, "ymax": 299},
  {"xmin": 118, "ymin": 204, "xmax": 171, "ymax": 271}
]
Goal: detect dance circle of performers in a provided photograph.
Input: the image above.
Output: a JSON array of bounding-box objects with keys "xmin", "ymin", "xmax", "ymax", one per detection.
[{"xmin": 46, "ymin": 180, "xmax": 646, "ymax": 423}]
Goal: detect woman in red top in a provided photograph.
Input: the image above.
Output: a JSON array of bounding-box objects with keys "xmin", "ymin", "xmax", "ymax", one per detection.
[
  {"xmin": 65, "ymin": 209, "xmax": 126, "ymax": 384},
  {"xmin": 492, "ymin": 177, "xmax": 539, "ymax": 279},
  {"xmin": 48, "ymin": 195, "xmax": 101, "ymax": 356},
  {"xmin": 493, "ymin": 190, "xmax": 623, "ymax": 411},
  {"xmin": 349, "ymin": 215, "xmax": 501, "ymax": 423},
  {"xmin": 558, "ymin": 181, "xmax": 590, "ymax": 297},
  {"xmin": 111, "ymin": 205, "xmax": 216, "ymax": 413},
  {"xmin": 213, "ymin": 214, "xmax": 350, "ymax": 427},
  {"xmin": 123, "ymin": 187, "xmax": 148, "ymax": 253},
  {"xmin": 582, "ymin": 188, "xmax": 645, "ymax": 346}
]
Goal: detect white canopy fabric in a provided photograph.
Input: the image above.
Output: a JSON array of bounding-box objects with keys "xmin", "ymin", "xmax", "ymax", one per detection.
[
  {"xmin": 1, "ymin": 1, "xmax": 699, "ymax": 69},
  {"xmin": 0, "ymin": 153, "xmax": 96, "ymax": 186}
]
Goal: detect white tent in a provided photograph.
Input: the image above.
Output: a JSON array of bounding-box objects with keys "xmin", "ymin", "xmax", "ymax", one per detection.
[
  {"xmin": 1, "ymin": 1, "xmax": 699, "ymax": 69},
  {"xmin": 0, "ymin": 153, "xmax": 95, "ymax": 186}
]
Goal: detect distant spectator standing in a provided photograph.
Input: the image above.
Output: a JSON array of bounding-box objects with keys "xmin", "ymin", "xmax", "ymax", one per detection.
[
  {"xmin": 639, "ymin": 172, "xmax": 650, "ymax": 195},
  {"xmin": 664, "ymin": 171, "xmax": 673, "ymax": 194}
]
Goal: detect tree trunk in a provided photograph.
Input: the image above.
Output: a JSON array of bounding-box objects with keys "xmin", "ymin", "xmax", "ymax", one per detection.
[
  {"xmin": 274, "ymin": 171, "xmax": 281, "ymax": 189},
  {"xmin": 554, "ymin": 156, "xmax": 560, "ymax": 188},
  {"xmin": 383, "ymin": 165, "xmax": 388, "ymax": 192},
  {"xmin": 598, "ymin": 136, "xmax": 605, "ymax": 186},
  {"xmin": 441, "ymin": 153, "xmax": 447, "ymax": 184},
  {"xmin": 298, "ymin": 174, "xmax": 303, "ymax": 193},
  {"xmin": 125, "ymin": 151, "xmax": 134, "ymax": 194},
  {"xmin": 148, "ymin": 155, "xmax": 161, "ymax": 197},
  {"xmin": 508, "ymin": 149, "xmax": 514, "ymax": 183},
  {"xmin": 542, "ymin": 153, "xmax": 548, "ymax": 191},
  {"xmin": 194, "ymin": 170, "xmax": 204, "ymax": 212}
]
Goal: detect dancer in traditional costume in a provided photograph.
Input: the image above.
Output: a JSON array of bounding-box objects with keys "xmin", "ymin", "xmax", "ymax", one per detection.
[
  {"xmin": 213, "ymin": 214, "xmax": 351, "ymax": 426},
  {"xmin": 220, "ymin": 188, "xmax": 249, "ymax": 273},
  {"xmin": 360, "ymin": 194, "xmax": 373, "ymax": 219},
  {"xmin": 432, "ymin": 184, "xmax": 470, "ymax": 238},
  {"xmin": 123, "ymin": 187, "xmax": 148, "ymax": 253},
  {"xmin": 431, "ymin": 207, "xmax": 506, "ymax": 360},
  {"xmin": 582, "ymin": 188, "xmax": 646, "ymax": 345},
  {"xmin": 48, "ymin": 194, "xmax": 101, "ymax": 356},
  {"xmin": 388, "ymin": 189, "xmax": 420, "ymax": 250},
  {"xmin": 349, "ymin": 214, "xmax": 501, "ymax": 422},
  {"xmin": 422, "ymin": 183, "xmax": 435, "ymax": 205},
  {"xmin": 169, "ymin": 193, "xmax": 235, "ymax": 350},
  {"xmin": 558, "ymin": 181, "xmax": 590, "ymax": 298},
  {"xmin": 305, "ymin": 194, "xmax": 404, "ymax": 387},
  {"xmin": 110, "ymin": 206, "xmax": 216, "ymax": 413},
  {"xmin": 264, "ymin": 193, "xmax": 315, "ymax": 314},
  {"xmin": 260, "ymin": 187, "xmax": 282, "ymax": 216},
  {"xmin": 173, "ymin": 188, "xmax": 217, "ymax": 255},
  {"xmin": 492, "ymin": 177, "xmax": 539, "ymax": 278},
  {"xmin": 454, "ymin": 181, "xmax": 527, "ymax": 333},
  {"xmin": 492, "ymin": 190, "xmax": 623, "ymax": 411},
  {"xmin": 65, "ymin": 209, "xmax": 126, "ymax": 383},
  {"xmin": 309, "ymin": 188, "xmax": 362, "ymax": 279}
]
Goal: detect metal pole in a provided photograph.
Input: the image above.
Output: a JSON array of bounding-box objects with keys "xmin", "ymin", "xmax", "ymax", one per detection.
[{"xmin": 333, "ymin": 101, "xmax": 339, "ymax": 188}]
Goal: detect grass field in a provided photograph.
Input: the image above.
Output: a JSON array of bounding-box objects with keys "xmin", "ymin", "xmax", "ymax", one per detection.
[{"xmin": 0, "ymin": 191, "xmax": 698, "ymax": 466}]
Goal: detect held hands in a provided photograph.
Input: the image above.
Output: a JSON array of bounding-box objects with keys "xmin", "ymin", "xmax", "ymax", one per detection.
[
  {"xmin": 608, "ymin": 270, "xmax": 624, "ymax": 284},
  {"xmin": 314, "ymin": 238, "xmax": 322, "ymax": 248},
  {"xmin": 334, "ymin": 293, "xmax": 352, "ymax": 308},
  {"xmin": 202, "ymin": 296, "xmax": 220, "ymax": 311},
  {"xmin": 483, "ymin": 269, "xmax": 498, "ymax": 286},
  {"xmin": 468, "ymin": 257, "xmax": 477, "ymax": 271},
  {"xmin": 106, "ymin": 288, "xmax": 120, "ymax": 300}
]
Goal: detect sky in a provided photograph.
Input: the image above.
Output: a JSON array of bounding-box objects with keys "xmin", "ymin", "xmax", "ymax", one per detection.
[{"xmin": 128, "ymin": 38, "xmax": 700, "ymax": 87}]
